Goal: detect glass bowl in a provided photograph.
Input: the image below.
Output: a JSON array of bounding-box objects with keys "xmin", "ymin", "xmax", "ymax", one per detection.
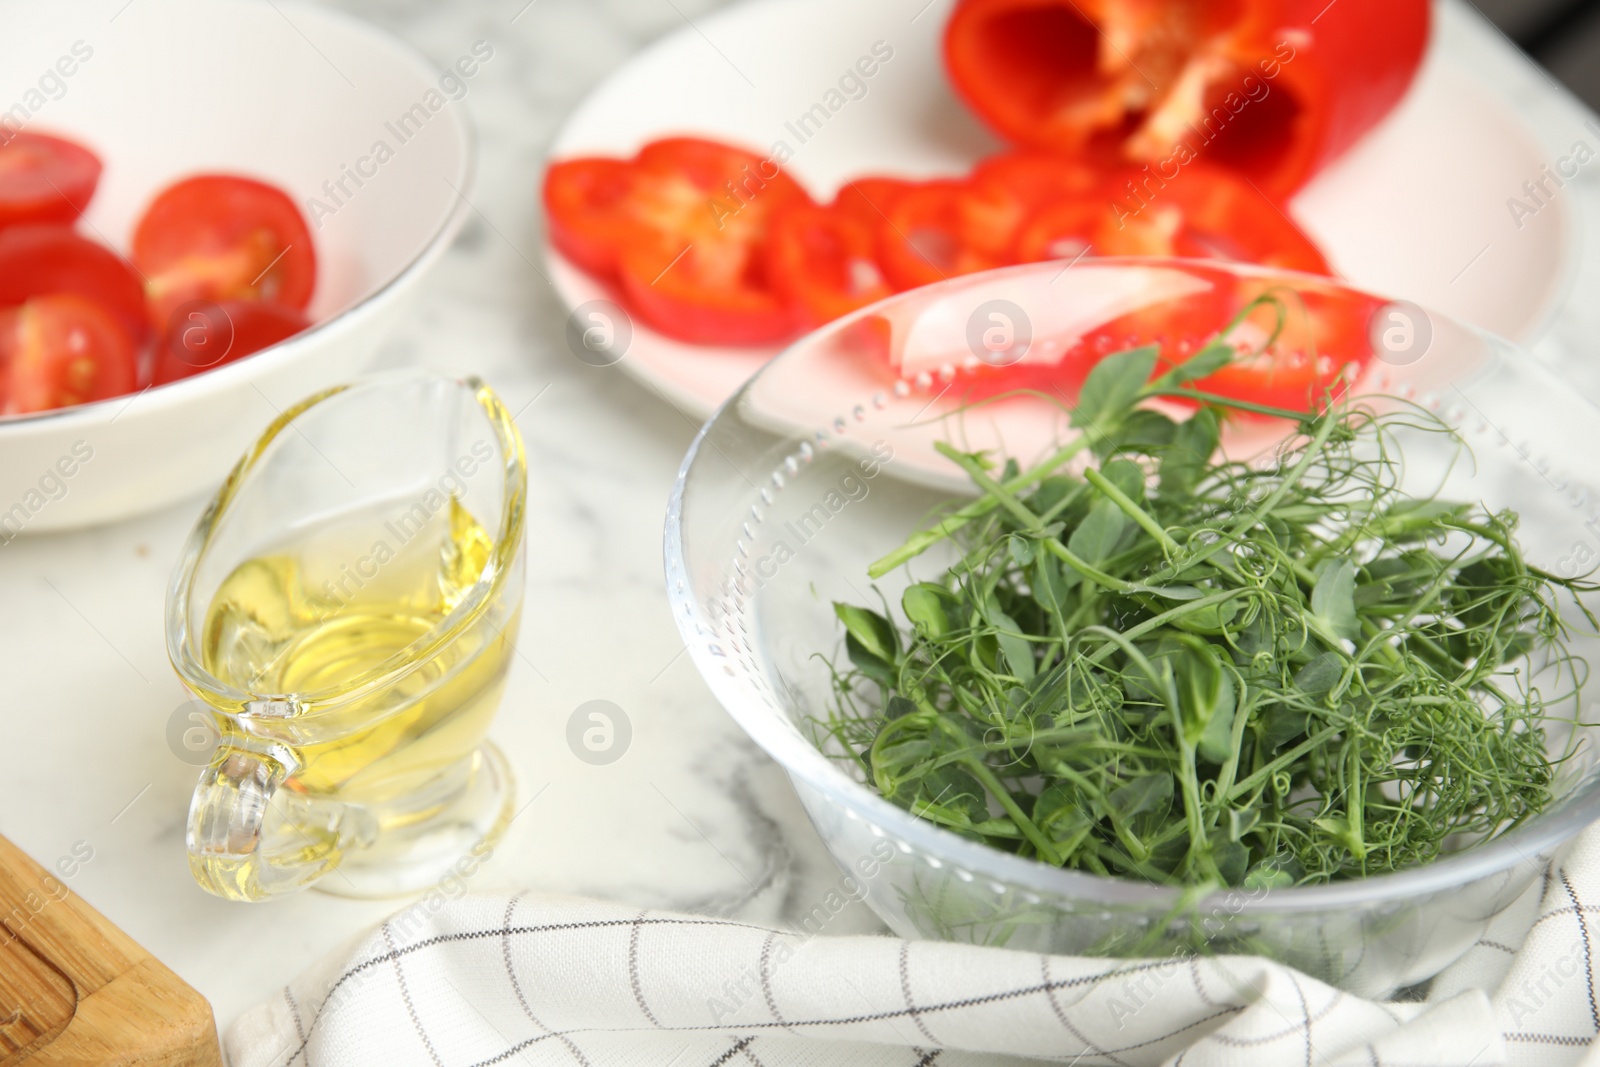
[{"xmin": 665, "ymin": 258, "xmax": 1600, "ymax": 998}]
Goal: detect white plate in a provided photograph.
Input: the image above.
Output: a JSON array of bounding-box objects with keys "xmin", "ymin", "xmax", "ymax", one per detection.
[{"xmin": 548, "ymin": 0, "xmax": 1574, "ymax": 419}]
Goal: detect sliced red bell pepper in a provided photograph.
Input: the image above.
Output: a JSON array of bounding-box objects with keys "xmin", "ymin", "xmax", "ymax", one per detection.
[
  {"xmin": 832, "ymin": 177, "xmax": 915, "ymax": 228},
  {"xmin": 618, "ymin": 238, "xmax": 796, "ymax": 346},
  {"xmin": 972, "ymin": 150, "xmax": 1103, "ymax": 211},
  {"xmin": 545, "ymin": 137, "xmax": 813, "ymax": 344},
  {"xmin": 1176, "ymin": 277, "xmax": 1379, "ymax": 411},
  {"xmin": 1014, "ymin": 162, "xmax": 1330, "ymax": 274},
  {"xmin": 872, "ymin": 263, "xmax": 1370, "ymax": 415},
  {"xmin": 765, "ymin": 199, "xmax": 893, "ymax": 328},
  {"xmin": 1153, "ymin": 165, "xmax": 1329, "ymax": 274},
  {"xmin": 1067, "ymin": 269, "xmax": 1375, "ymax": 411},
  {"xmin": 942, "ymin": 0, "xmax": 1428, "ymax": 199},
  {"xmin": 543, "ymin": 157, "xmax": 638, "ymax": 277},
  {"xmin": 874, "ymin": 179, "xmax": 1025, "ymax": 291}
]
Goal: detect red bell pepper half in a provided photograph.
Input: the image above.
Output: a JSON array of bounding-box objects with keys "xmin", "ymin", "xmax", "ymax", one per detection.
[{"xmin": 941, "ymin": 0, "xmax": 1429, "ymax": 199}]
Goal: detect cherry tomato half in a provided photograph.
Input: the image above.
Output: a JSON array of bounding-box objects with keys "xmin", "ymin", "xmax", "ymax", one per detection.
[
  {"xmin": 0, "ymin": 293, "xmax": 137, "ymax": 415},
  {"xmin": 0, "ymin": 132, "xmax": 103, "ymax": 229},
  {"xmin": 153, "ymin": 299, "xmax": 310, "ymax": 385},
  {"xmin": 0, "ymin": 225, "xmax": 149, "ymax": 346},
  {"xmin": 133, "ymin": 175, "xmax": 317, "ymax": 323}
]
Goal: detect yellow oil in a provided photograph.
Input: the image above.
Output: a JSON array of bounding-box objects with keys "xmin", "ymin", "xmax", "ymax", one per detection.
[{"xmin": 200, "ymin": 496, "xmax": 515, "ymax": 811}]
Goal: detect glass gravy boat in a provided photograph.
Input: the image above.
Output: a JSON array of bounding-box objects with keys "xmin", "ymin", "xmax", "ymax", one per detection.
[{"xmin": 166, "ymin": 371, "xmax": 526, "ymax": 901}]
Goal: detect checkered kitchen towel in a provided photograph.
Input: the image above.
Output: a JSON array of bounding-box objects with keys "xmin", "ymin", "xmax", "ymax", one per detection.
[{"xmin": 227, "ymin": 825, "xmax": 1600, "ymax": 1067}]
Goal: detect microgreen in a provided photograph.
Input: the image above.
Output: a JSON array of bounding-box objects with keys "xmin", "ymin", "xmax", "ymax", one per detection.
[{"xmin": 822, "ymin": 323, "xmax": 1596, "ymax": 890}]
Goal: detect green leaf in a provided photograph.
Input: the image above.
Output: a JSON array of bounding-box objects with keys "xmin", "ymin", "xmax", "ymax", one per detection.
[
  {"xmin": 1007, "ymin": 535, "xmax": 1035, "ymax": 568},
  {"xmin": 1194, "ymin": 677, "xmax": 1238, "ymax": 765},
  {"xmin": 834, "ymin": 602, "xmax": 898, "ymax": 663},
  {"xmin": 1259, "ymin": 705, "xmax": 1310, "ymax": 751},
  {"xmin": 1313, "ymin": 814, "xmax": 1367, "ymax": 861},
  {"xmin": 919, "ymin": 766, "xmax": 989, "ymax": 822},
  {"xmin": 1033, "ymin": 554, "xmax": 1075, "ymax": 613},
  {"xmin": 1027, "ymin": 475, "xmax": 1084, "ymax": 519},
  {"xmin": 845, "ymin": 634, "xmax": 895, "ymax": 688},
  {"xmin": 1164, "ymin": 342, "xmax": 1234, "ymax": 385},
  {"xmin": 1208, "ymin": 840, "xmax": 1249, "ymax": 886},
  {"xmin": 1072, "ymin": 346, "xmax": 1158, "ymax": 430},
  {"xmin": 1293, "ymin": 652, "xmax": 1344, "ymax": 700},
  {"xmin": 1067, "ymin": 500, "xmax": 1126, "ymax": 564},
  {"xmin": 1380, "ymin": 498, "xmax": 1470, "ymax": 542},
  {"xmin": 1159, "ymin": 408, "xmax": 1220, "ymax": 497},
  {"xmin": 836, "ymin": 602, "xmax": 898, "ymax": 688},
  {"xmin": 991, "ymin": 608, "xmax": 1036, "ymax": 684},
  {"xmin": 902, "ymin": 584, "xmax": 954, "ymax": 640},
  {"xmin": 1138, "ymin": 584, "xmax": 1205, "ymax": 601},
  {"xmin": 1100, "ymin": 458, "xmax": 1147, "ymax": 504},
  {"xmin": 1310, "ymin": 558, "xmax": 1359, "ymax": 642},
  {"xmin": 1034, "ymin": 781, "xmax": 1093, "ymax": 852},
  {"xmin": 1095, "ymin": 409, "xmax": 1176, "ymax": 459},
  {"xmin": 1160, "ymin": 635, "xmax": 1236, "ymax": 761},
  {"xmin": 1108, "ymin": 773, "xmax": 1174, "ymax": 821},
  {"xmin": 1167, "ymin": 597, "xmax": 1242, "ymax": 636},
  {"xmin": 1242, "ymin": 862, "xmax": 1296, "ymax": 891},
  {"xmin": 885, "ymin": 695, "xmax": 918, "ymax": 720},
  {"xmin": 1355, "ymin": 552, "xmax": 1441, "ymax": 608}
]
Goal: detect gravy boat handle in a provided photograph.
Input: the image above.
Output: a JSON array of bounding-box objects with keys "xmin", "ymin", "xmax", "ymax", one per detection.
[{"xmin": 186, "ymin": 744, "xmax": 366, "ymax": 902}]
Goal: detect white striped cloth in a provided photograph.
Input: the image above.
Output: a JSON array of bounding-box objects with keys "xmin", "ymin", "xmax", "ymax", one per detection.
[{"xmin": 225, "ymin": 824, "xmax": 1600, "ymax": 1067}]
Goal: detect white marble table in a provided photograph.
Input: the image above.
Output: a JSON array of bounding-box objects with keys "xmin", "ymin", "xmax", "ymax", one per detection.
[{"xmin": 0, "ymin": 0, "xmax": 1595, "ymax": 1037}]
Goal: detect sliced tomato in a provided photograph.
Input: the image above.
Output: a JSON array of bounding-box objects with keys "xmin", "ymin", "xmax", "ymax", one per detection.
[
  {"xmin": 0, "ymin": 294, "xmax": 137, "ymax": 414},
  {"xmin": 942, "ymin": 0, "xmax": 1429, "ymax": 199},
  {"xmin": 133, "ymin": 175, "xmax": 316, "ymax": 323},
  {"xmin": 0, "ymin": 225, "xmax": 149, "ymax": 345},
  {"xmin": 543, "ymin": 157, "xmax": 638, "ymax": 276},
  {"xmin": 604, "ymin": 138, "xmax": 811, "ymax": 344},
  {"xmin": 875, "ymin": 180, "xmax": 1020, "ymax": 291},
  {"xmin": 153, "ymin": 300, "xmax": 310, "ymax": 385},
  {"xmin": 0, "ymin": 132, "xmax": 103, "ymax": 229},
  {"xmin": 765, "ymin": 201, "xmax": 892, "ymax": 328}
]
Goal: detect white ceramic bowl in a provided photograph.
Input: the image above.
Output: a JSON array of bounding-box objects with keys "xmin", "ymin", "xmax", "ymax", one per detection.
[{"xmin": 0, "ymin": 0, "xmax": 472, "ymax": 532}]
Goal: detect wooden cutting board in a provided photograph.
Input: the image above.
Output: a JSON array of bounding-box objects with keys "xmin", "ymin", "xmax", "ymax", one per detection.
[{"xmin": 0, "ymin": 833, "xmax": 221, "ymax": 1066}]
